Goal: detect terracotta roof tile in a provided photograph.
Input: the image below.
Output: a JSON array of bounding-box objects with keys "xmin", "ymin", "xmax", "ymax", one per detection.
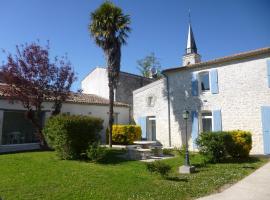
[
  {"xmin": 0, "ymin": 84, "xmax": 129, "ymax": 107},
  {"xmin": 66, "ymin": 92, "xmax": 129, "ymax": 107}
]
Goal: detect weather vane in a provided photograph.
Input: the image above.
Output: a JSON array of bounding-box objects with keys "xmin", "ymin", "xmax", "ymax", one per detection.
[{"xmin": 188, "ymin": 9, "xmax": 191, "ymax": 24}]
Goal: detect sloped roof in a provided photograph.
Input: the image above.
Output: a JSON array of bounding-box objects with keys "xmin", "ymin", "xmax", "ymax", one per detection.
[
  {"xmin": 163, "ymin": 47, "xmax": 270, "ymax": 73},
  {"xmin": 0, "ymin": 84, "xmax": 129, "ymax": 107},
  {"xmin": 65, "ymin": 92, "xmax": 129, "ymax": 107}
]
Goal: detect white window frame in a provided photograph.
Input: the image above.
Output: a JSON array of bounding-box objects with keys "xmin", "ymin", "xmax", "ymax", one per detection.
[
  {"xmin": 200, "ymin": 111, "xmax": 213, "ymax": 133},
  {"xmin": 198, "ymin": 71, "xmax": 210, "ymax": 94}
]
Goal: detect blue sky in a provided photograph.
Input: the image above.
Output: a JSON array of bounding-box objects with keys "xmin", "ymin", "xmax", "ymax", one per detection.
[{"xmin": 0, "ymin": 0, "xmax": 269, "ymax": 91}]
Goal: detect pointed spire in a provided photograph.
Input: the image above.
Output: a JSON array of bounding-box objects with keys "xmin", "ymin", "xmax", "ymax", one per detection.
[
  {"xmin": 182, "ymin": 11, "xmax": 201, "ymax": 66},
  {"xmin": 185, "ymin": 11, "xmax": 197, "ymax": 55}
]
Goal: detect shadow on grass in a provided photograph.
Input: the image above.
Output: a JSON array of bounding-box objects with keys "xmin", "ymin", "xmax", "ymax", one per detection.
[
  {"xmin": 193, "ymin": 163, "xmax": 208, "ymax": 168},
  {"xmin": 96, "ymin": 149, "xmax": 130, "ymax": 165},
  {"xmin": 219, "ymin": 156, "xmax": 260, "ymax": 164},
  {"xmin": 165, "ymin": 176, "xmax": 189, "ymax": 182}
]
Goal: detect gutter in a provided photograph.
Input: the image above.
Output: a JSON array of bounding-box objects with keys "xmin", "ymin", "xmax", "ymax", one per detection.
[{"xmin": 161, "ymin": 72, "xmax": 172, "ymax": 147}]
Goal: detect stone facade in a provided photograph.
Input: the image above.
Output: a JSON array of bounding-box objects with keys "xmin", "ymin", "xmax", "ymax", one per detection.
[
  {"xmin": 81, "ymin": 67, "xmax": 153, "ymax": 118},
  {"xmin": 133, "ymin": 52, "xmax": 270, "ymax": 154}
]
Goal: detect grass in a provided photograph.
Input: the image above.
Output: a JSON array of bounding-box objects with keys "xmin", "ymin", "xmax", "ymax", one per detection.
[{"xmin": 0, "ymin": 150, "xmax": 268, "ymax": 200}]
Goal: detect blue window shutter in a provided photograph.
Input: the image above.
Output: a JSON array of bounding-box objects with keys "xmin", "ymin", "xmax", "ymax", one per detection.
[
  {"xmin": 138, "ymin": 117, "xmax": 147, "ymax": 139},
  {"xmin": 261, "ymin": 106, "xmax": 270, "ymax": 154},
  {"xmin": 191, "ymin": 111, "xmax": 199, "ymax": 149},
  {"xmin": 191, "ymin": 72, "xmax": 198, "ymax": 96},
  {"xmin": 210, "ymin": 69, "xmax": 219, "ymax": 94},
  {"xmin": 213, "ymin": 110, "xmax": 222, "ymax": 131},
  {"xmin": 267, "ymin": 60, "xmax": 270, "ymax": 88}
]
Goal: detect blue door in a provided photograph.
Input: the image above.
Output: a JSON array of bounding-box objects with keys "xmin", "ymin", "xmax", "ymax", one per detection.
[{"xmin": 261, "ymin": 106, "xmax": 270, "ymax": 154}]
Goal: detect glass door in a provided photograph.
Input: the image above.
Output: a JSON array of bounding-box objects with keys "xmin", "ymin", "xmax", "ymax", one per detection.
[{"xmin": 147, "ymin": 116, "xmax": 156, "ymax": 141}]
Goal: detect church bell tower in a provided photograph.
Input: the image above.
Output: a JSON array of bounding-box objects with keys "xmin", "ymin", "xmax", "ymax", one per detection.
[{"xmin": 182, "ymin": 19, "xmax": 201, "ymax": 66}]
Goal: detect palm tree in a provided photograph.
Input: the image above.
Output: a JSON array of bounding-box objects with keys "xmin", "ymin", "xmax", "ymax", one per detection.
[{"xmin": 89, "ymin": 2, "xmax": 131, "ymax": 147}]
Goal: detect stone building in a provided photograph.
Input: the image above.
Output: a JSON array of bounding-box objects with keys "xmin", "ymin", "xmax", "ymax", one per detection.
[
  {"xmin": 81, "ymin": 67, "xmax": 153, "ymax": 118},
  {"xmin": 133, "ymin": 23, "xmax": 270, "ymax": 154}
]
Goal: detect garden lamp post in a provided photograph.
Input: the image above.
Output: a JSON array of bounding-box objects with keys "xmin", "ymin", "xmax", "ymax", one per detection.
[
  {"xmin": 182, "ymin": 110, "xmax": 190, "ymax": 166},
  {"xmin": 179, "ymin": 110, "xmax": 195, "ymax": 174}
]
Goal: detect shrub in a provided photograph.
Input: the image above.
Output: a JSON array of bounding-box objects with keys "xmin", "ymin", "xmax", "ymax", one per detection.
[
  {"xmin": 107, "ymin": 125, "xmax": 142, "ymax": 145},
  {"xmin": 196, "ymin": 131, "xmax": 227, "ymax": 163},
  {"xmin": 177, "ymin": 145, "xmax": 187, "ymax": 158},
  {"xmin": 86, "ymin": 142, "xmax": 107, "ymax": 162},
  {"xmin": 43, "ymin": 114, "xmax": 103, "ymax": 159},
  {"xmin": 162, "ymin": 148, "xmax": 174, "ymax": 156},
  {"xmin": 226, "ymin": 130, "xmax": 252, "ymax": 158},
  {"xmin": 196, "ymin": 130, "xmax": 253, "ymax": 163},
  {"xmin": 146, "ymin": 161, "xmax": 172, "ymax": 177}
]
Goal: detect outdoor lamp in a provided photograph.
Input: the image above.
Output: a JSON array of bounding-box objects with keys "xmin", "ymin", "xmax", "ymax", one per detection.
[
  {"xmin": 179, "ymin": 109, "xmax": 195, "ymax": 174},
  {"xmin": 182, "ymin": 110, "xmax": 189, "ymax": 120}
]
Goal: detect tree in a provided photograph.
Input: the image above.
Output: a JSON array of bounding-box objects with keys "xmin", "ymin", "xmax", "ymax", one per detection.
[
  {"xmin": 137, "ymin": 53, "xmax": 162, "ymax": 78},
  {"xmin": 89, "ymin": 2, "xmax": 131, "ymax": 147},
  {"xmin": 1, "ymin": 42, "xmax": 76, "ymax": 148}
]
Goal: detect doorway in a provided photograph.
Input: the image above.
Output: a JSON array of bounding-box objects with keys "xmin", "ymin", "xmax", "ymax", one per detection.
[{"xmin": 147, "ymin": 116, "xmax": 156, "ymax": 141}]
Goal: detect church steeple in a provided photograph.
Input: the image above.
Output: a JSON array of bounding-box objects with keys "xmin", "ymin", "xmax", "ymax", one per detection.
[
  {"xmin": 182, "ymin": 13, "xmax": 201, "ymax": 66},
  {"xmin": 186, "ymin": 23, "xmax": 197, "ymax": 54}
]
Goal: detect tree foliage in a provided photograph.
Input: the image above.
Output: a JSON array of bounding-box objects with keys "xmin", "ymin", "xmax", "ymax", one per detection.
[
  {"xmin": 137, "ymin": 53, "xmax": 162, "ymax": 78},
  {"xmin": 89, "ymin": 2, "xmax": 131, "ymax": 147},
  {"xmin": 1, "ymin": 42, "xmax": 76, "ymax": 147}
]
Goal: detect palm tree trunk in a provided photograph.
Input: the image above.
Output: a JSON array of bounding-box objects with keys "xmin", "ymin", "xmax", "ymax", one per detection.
[{"xmin": 108, "ymin": 79, "xmax": 114, "ymax": 148}]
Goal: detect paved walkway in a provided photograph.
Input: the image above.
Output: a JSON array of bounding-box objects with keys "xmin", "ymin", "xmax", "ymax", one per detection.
[{"xmin": 197, "ymin": 161, "xmax": 270, "ymax": 200}]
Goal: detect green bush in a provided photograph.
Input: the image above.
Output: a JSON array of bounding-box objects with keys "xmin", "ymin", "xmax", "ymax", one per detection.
[
  {"xmin": 226, "ymin": 130, "xmax": 252, "ymax": 158},
  {"xmin": 196, "ymin": 130, "xmax": 253, "ymax": 163},
  {"xmin": 146, "ymin": 161, "xmax": 172, "ymax": 177},
  {"xmin": 196, "ymin": 131, "xmax": 228, "ymax": 163},
  {"xmin": 86, "ymin": 142, "xmax": 107, "ymax": 162},
  {"xmin": 177, "ymin": 145, "xmax": 187, "ymax": 158},
  {"xmin": 107, "ymin": 125, "xmax": 142, "ymax": 145},
  {"xmin": 43, "ymin": 114, "xmax": 103, "ymax": 160},
  {"xmin": 162, "ymin": 148, "xmax": 174, "ymax": 156}
]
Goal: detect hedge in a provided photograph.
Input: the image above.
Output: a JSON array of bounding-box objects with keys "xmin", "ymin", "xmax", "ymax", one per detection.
[
  {"xmin": 196, "ymin": 130, "xmax": 252, "ymax": 163},
  {"xmin": 107, "ymin": 125, "xmax": 142, "ymax": 145},
  {"xmin": 43, "ymin": 114, "xmax": 103, "ymax": 160},
  {"xmin": 196, "ymin": 131, "xmax": 228, "ymax": 162}
]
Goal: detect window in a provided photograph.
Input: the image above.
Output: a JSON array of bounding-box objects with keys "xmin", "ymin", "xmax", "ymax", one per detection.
[
  {"xmin": 199, "ymin": 72, "xmax": 210, "ymax": 92},
  {"xmin": 201, "ymin": 112, "xmax": 212, "ymax": 132},
  {"xmin": 147, "ymin": 96, "xmax": 155, "ymax": 107}
]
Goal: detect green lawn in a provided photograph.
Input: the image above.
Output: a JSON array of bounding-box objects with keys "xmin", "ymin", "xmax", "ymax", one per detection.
[{"xmin": 0, "ymin": 151, "xmax": 268, "ymax": 200}]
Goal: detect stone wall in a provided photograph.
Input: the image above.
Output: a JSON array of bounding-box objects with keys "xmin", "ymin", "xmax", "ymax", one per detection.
[
  {"xmin": 115, "ymin": 72, "xmax": 153, "ymax": 106},
  {"xmin": 133, "ymin": 79, "xmax": 170, "ymax": 146},
  {"xmin": 133, "ymin": 54, "xmax": 270, "ymax": 154},
  {"xmin": 81, "ymin": 67, "xmax": 153, "ymax": 115}
]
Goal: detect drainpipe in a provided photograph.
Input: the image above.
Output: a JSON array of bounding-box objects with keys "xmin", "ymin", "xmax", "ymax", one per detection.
[{"xmin": 162, "ymin": 72, "xmax": 172, "ymax": 147}]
